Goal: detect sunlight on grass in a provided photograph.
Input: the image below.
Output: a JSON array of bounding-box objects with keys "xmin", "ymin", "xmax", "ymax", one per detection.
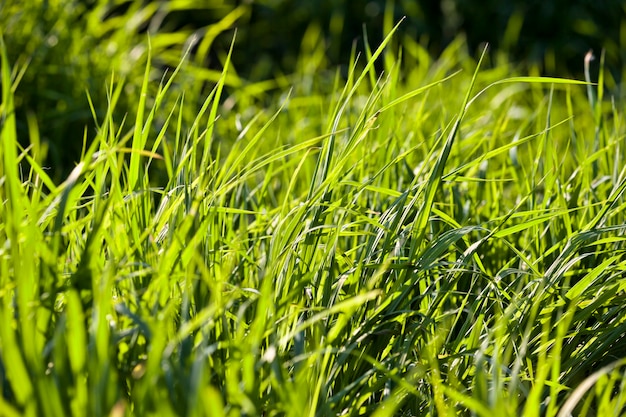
[{"xmin": 1, "ymin": 5, "xmax": 626, "ymax": 417}]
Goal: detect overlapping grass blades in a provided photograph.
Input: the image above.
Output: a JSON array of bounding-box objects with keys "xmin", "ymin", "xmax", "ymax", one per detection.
[{"xmin": 2, "ymin": 13, "xmax": 626, "ymax": 417}]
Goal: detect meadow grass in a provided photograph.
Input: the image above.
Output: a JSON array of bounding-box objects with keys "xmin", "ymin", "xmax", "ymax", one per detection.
[{"xmin": 1, "ymin": 12, "xmax": 626, "ymax": 417}]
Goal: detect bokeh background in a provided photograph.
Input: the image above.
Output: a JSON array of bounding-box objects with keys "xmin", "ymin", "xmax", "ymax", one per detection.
[
  {"xmin": 223, "ymin": 0, "xmax": 624, "ymax": 80},
  {"xmin": 2, "ymin": 0, "xmax": 625, "ymax": 179}
]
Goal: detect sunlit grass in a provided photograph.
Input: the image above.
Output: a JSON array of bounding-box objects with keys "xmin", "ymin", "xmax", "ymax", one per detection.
[{"xmin": 1, "ymin": 6, "xmax": 626, "ymax": 417}]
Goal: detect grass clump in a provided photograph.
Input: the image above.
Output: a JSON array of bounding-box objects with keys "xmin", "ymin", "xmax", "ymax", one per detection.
[{"xmin": 1, "ymin": 15, "xmax": 626, "ymax": 417}]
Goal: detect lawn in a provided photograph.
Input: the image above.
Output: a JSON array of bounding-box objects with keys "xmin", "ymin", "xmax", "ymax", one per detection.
[{"xmin": 1, "ymin": 7, "xmax": 626, "ymax": 417}]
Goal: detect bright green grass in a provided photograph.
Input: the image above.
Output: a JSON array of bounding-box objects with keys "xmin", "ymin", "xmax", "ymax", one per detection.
[{"xmin": 2, "ymin": 12, "xmax": 626, "ymax": 417}]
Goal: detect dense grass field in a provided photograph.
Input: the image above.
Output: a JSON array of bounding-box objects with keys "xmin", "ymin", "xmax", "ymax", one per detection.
[{"xmin": 2, "ymin": 6, "xmax": 626, "ymax": 417}]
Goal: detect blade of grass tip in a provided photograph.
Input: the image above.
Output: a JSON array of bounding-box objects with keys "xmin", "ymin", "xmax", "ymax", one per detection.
[
  {"xmin": 85, "ymin": 86, "xmax": 100, "ymax": 131},
  {"xmin": 84, "ymin": 71, "xmax": 123, "ymax": 163},
  {"xmin": 443, "ymin": 118, "xmax": 571, "ymax": 182},
  {"xmin": 584, "ymin": 50, "xmax": 595, "ymax": 109},
  {"xmin": 24, "ymin": 112, "xmax": 57, "ymax": 197},
  {"xmin": 128, "ymin": 37, "xmax": 152, "ymax": 192},
  {"xmin": 564, "ymin": 255, "xmax": 618, "ymax": 300},
  {"xmin": 382, "ymin": 0, "xmax": 396, "ymax": 70},
  {"xmin": 377, "ymin": 70, "xmax": 461, "ymax": 114},
  {"xmin": 143, "ymin": 36, "xmax": 196, "ymax": 149},
  {"xmin": 193, "ymin": 5, "xmax": 246, "ymax": 67},
  {"xmin": 309, "ymin": 17, "xmax": 405, "ymax": 200},
  {"xmin": 145, "ymin": 97, "xmax": 177, "ymax": 169},
  {"xmin": 217, "ymin": 89, "xmax": 292, "ymax": 186},
  {"xmin": 595, "ymin": 49, "xmax": 605, "ymax": 118},
  {"xmin": 409, "ymin": 44, "xmax": 489, "ymax": 256},
  {"xmin": 200, "ymin": 30, "xmax": 236, "ymax": 172},
  {"xmin": 465, "ymin": 76, "xmax": 592, "ymax": 110},
  {"xmin": 534, "ymin": 84, "xmax": 555, "ymax": 184},
  {"xmin": 342, "ymin": 43, "xmax": 358, "ymax": 105},
  {"xmin": 362, "ymin": 25, "xmax": 377, "ymax": 89},
  {"xmin": 161, "ymin": 91, "xmax": 184, "ymax": 180},
  {"xmin": 593, "ymin": 49, "xmax": 605, "ymax": 178}
]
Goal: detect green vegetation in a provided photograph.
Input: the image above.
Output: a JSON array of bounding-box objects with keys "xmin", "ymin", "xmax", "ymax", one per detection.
[{"xmin": 2, "ymin": 5, "xmax": 626, "ymax": 417}]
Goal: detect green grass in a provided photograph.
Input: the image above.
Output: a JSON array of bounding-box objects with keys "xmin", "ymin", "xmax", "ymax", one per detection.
[{"xmin": 2, "ymin": 7, "xmax": 626, "ymax": 417}]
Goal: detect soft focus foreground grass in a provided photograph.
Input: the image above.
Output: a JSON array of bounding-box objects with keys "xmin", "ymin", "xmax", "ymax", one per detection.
[{"xmin": 2, "ymin": 16, "xmax": 626, "ymax": 417}]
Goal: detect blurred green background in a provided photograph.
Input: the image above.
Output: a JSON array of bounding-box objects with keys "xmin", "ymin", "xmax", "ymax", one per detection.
[
  {"xmin": 2, "ymin": 0, "xmax": 624, "ymax": 180},
  {"xmin": 227, "ymin": 0, "xmax": 624, "ymax": 80}
]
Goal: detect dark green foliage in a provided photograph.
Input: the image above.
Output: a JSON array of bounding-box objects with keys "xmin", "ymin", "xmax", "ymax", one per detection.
[
  {"xmin": 222, "ymin": 0, "xmax": 625, "ymax": 79},
  {"xmin": 3, "ymin": 0, "xmax": 624, "ymax": 178}
]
